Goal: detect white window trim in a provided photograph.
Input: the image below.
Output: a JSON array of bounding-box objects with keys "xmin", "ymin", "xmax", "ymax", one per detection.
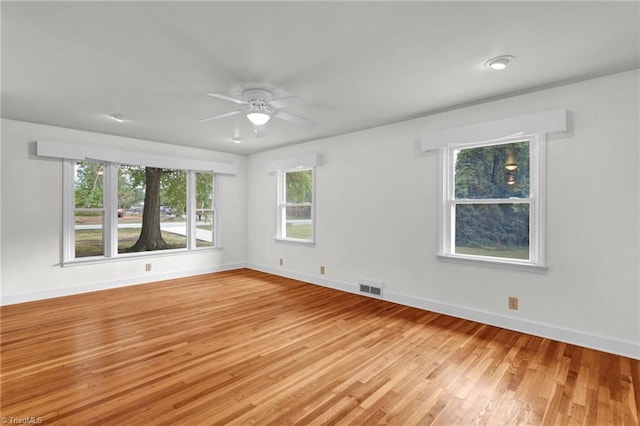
[
  {"xmin": 189, "ymin": 172, "xmax": 218, "ymax": 251},
  {"xmin": 437, "ymin": 133, "xmax": 548, "ymax": 273},
  {"xmin": 62, "ymin": 160, "xmax": 221, "ymax": 265},
  {"xmin": 266, "ymin": 154, "xmax": 319, "ymax": 172},
  {"xmin": 38, "ymin": 140, "xmax": 237, "ymax": 174},
  {"xmin": 276, "ymin": 167, "xmax": 316, "ymax": 244},
  {"xmin": 421, "ymin": 108, "xmax": 566, "ymax": 151}
]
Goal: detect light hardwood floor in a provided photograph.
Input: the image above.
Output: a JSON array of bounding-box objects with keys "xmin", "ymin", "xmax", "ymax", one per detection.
[{"xmin": 1, "ymin": 269, "xmax": 638, "ymax": 425}]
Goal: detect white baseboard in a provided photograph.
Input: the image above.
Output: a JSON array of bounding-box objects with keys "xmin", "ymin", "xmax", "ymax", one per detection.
[
  {"xmin": 0, "ymin": 262, "xmax": 248, "ymax": 306},
  {"xmin": 4, "ymin": 262, "xmax": 637, "ymax": 360},
  {"xmin": 248, "ymin": 263, "xmax": 640, "ymax": 360},
  {"xmin": 249, "ymin": 263, "xmax": 359, "ymax": 293}
]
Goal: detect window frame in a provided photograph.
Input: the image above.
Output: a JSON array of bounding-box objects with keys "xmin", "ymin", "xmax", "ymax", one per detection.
[
  {"xmin": 70, "ymin": 161, "xmax": 108, "ymax": 259},
  {"xmin": 276, "ymin": 167, "xmax": 315, "ymax": 244},
  {"xmin": 63, "ymin": 160, "xmax": 220, "ymax": 265},
  {"xmin": 437, "ymin": 133, "xmax": 548, "ymax": 272},
  {"xmin": 191, "ymin": 171, "xmax": 217, "ymax": 250}
]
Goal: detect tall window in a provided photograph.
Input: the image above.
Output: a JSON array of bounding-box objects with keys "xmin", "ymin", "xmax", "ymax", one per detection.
[
  {"xmin": 195, "ymin": 172, "xmax": 215, "ymax": 248},
  {"xmin": 277, "ymin": 168, "xmax": 314, "ymax": 243},
  {"xmin": 67, "ymin": 160, "xmax": 217, "ymax": 262},
  {"xmin": 440, "ymin": 134, "xmax": 546, "ymax": 268},
  {"xmin": 74, "ymin": 161, "xmax": 105, "ymax": 258}
]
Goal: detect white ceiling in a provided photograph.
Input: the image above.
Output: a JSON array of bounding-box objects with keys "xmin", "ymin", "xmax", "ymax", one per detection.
[{"xmin": 2, "ymin": 1, "xmax": 638, "ymax": 155}]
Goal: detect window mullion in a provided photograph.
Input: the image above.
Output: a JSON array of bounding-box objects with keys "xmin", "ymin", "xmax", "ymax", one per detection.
[
  {"xmin": 284, "ymin": 202, "xmax": 312, "ymax": 207},
  {"xmin": 445, "ymin": 148, "xmax": 457, "ymax": 255},
  {"xmin": 437, "ymin": 149, "xmax": 447, "ymax": 256},
  {"xmin": 186, "ymin": 171, "xmax": 195, "ymax": 250},
  {"xmin": 212, "ymin": 173, "xmax": 218, "ymax": 247},
  {"xmin": 311, "ymin": 166, "xmax": 316, "ymax": 242},
  {"xmin": 279, "ymin": 205, "xmax": 287, "ymax": 240},
  {"xmin": 104, "ymin": 162, "xmax": 118, "ymax": 257},
  {"xmin": 531, "ymin": 134, "xmax": 546, "ymax": 265},
  {"xmin": 63, "ymin": 159, "xmax": 75, "ymax": 262},
  {"xmin": 276, "ymin": 171, "xmax": 284, "ymax": 239},
  {"xmin": 453, "ymin": 198, "xmax": 532, "ymax": 205}
]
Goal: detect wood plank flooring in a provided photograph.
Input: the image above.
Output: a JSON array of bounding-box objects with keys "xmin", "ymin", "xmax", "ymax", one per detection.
[{"xmin": 1, "ymin": 269, "xmax": 638, "ymax": 425}]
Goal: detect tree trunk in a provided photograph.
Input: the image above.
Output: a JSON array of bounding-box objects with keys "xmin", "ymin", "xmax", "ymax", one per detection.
[{"xmin": 128, "ymin": 167, "xmax": 168, "ymax": 252}]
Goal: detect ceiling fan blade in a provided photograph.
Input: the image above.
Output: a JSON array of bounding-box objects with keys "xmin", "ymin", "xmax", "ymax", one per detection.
[
  {"xmin": 254, "ymin": 124, "xmax": 267, "ymax": 138},
  {"xmin": 268, "ymin": 95, "xmax": 303, "ymax": 109},
  {"xmin": 197, "ymin": 110, "xmax": 243, "ymax": 123},
  {"xmin": 273, "ymin": 110, "xmax": 316, "ymax": 127},
  {"xmin": 206, "ymin": 93, "xmax": 246, "ymax": 105}
]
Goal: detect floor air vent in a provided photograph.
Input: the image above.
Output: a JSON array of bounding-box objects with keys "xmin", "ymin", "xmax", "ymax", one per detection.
[
  {"xmin": 369, "ymin": 286, "xmax": 382, "ymax": 296},
  {"xmin": 358, "ymin": 279, "xmax": 383, "ymax": 297}
]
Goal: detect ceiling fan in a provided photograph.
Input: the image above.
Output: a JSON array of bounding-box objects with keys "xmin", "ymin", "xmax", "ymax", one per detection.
[{"xmin": 198, "ymin": 89, "xmax": 316, "ymax": 138}]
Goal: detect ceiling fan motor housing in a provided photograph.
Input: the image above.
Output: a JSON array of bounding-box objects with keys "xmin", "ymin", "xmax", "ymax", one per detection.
[{"xmin": 245, "ymin": 89, "xmax": 274, "ymax": 113}]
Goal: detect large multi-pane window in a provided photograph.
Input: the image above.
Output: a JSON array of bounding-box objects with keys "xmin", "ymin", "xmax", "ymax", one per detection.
[
  {"xmin": 277, "ymin": 168, "xmax": 314, "ymax": 242},
  {"xmin": 440, "ymin": 134, "xmax": 546, "ymax": 268},
  {"xmin": 67, "ymin": 160, "xmax": 217, "ymax": 261}
]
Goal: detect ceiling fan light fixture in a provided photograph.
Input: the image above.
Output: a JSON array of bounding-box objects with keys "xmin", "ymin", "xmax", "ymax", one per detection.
[
  {"xmin": 485, "ymin": 55, "xmax": 514, "ymax": 70},
  {"xmin": 246, "ymin": 111, "xmax": 271, "ymax": 125}
]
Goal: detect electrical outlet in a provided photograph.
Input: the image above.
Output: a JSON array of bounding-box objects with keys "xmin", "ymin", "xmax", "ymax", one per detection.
[
  {"xmin": 508, "ymin": 296, "xmax": 518, "ymax": 310},
  {"xmin": 145, "ymin": 263, "xmax": 152, "ymax": 272},
  {"xmin": 320, "ymin": 265, "xmax": 325, "ymax": 275},
  {"xmin": 279, "ymin": 258, "xmax": 283, "ymax": 266}
]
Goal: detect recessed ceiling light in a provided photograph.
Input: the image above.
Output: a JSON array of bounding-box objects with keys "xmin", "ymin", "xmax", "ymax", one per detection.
[
  {"xmin": 109, "ymin": 113, "xmax": 127, "ymax": 123},
  {"xmin": 485, "ymin": 55, "xmax": 514, "ymax": 70}
]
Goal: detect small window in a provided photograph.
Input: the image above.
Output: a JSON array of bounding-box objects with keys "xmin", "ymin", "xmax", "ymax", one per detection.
[
  {"xmin": 277, "ymin": 168, "xmax": 314, "ymax": 243},
  {"xmin": 439, "ymin": 134, "xmax": 546, "ymax": 270}
]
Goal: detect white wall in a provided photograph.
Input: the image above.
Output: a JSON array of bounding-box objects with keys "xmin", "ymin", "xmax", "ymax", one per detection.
[
  {"xmin": 1, "ymin": 71, "xmax": 637, "ymax": 359},
  {"xmin": 247, "ymin": 70, "xmax": 640, "ymax": 358},
  {"xmin": 0, "ymin": 119, "xmax": 248, "ymax": 304}
]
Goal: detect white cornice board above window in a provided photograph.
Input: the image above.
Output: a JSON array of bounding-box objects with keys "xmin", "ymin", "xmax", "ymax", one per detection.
[
  {"xmin": 420, "ymin": 108, "xmax": 568, "ymax": 151},
  {"xmin": 266, "ymin": 154, "xmax": 320, "ymax": 173},
  {"xmin": 36, "ymin": 140, "xmax": 237, "ymax": 174}
]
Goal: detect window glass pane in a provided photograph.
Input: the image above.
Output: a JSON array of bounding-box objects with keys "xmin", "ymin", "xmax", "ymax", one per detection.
[
  {"xmin": 195, "ymin": 210, "xmax": 214, "ymax": 247},
  {"xmin": 75, "ymin": 210, "xmax": 103, "ymax": 257},
  {"xmin": 196, "ymin": 172, "xmax": 214, "ymax": 209},
  {"xmin": 161, "ymin": 169, "xmax": 187, "ymax": 222},
  {"xmin": 117, "ymin": 165, "xmax": 143, "ymax": 218},
  {"xmin": 285, "ymin": 170, "xmax": 312, "ymax": 203},
  {"xmin": 117, "ymin": 165, "xmax": 186, "ymax": 253},
  {"xmin": 454, "ymin": 141, "xmax": 529, "ymax": 199},
  {"xmin": 285, "ymin": 206, "xmax": 312, "ymax": 240},
  {"xmin": 117, "ymin": 212, "xmax": 142, "ymax": 253},
  {"xmin": 74, "ymin": 161, "xmax": 103, "ymax": 208},
  {"xmin": 455, "ymin": 203, "xmax": 529, "ymax": 260}
]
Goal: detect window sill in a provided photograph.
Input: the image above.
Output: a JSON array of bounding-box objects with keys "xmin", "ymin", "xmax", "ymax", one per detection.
[
  {"xmin": 275, "ymin": 237, "xmax": 316, "ymax": 246},
  {"xmin": 62, "ymin": 246, "xmax": 223, "ymax": 267},
  {"xmin": 436, "ymin": 253, "xmax": 548, "ymax": 273}
]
